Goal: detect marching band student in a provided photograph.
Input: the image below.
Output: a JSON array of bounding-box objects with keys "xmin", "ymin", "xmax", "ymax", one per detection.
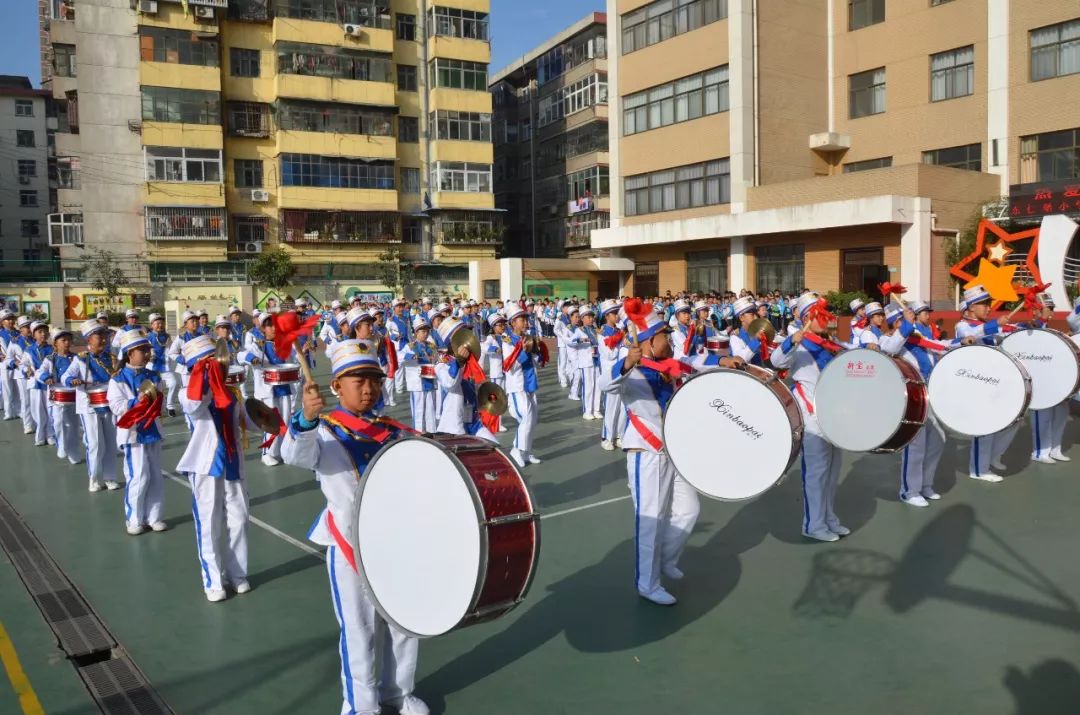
[
  {"xmin": 387, "ymin": 298, "xmax": 412, "ymax": 398},
  {"xmin": 728, "ymin": 297, "xmax": 766, "ymax": 366},
  {"xmin": 177, "ymin": 334, "xmax": 260, "ymax": 602},
  {"xmin": 429, "ymin": 309, "xmax": 448, "ymax": 422},
  {"xmin": 369, "ymin": 308, "xmax": 397, "ymax": 408},
  {"xmin": 109, "ymin": 330, "xmax": 166, "ymax": 535},
  {"xmin": 433, "ymin": 317, "xmax": 497, "ymax": 443},
  {"xmin": 22, "ymin": 321, "xmax": 54, "ymax": 447},
  {"xmin": 668, "ymin": 299, "xmax": 695, "ymax": 362},
  {"xmin": 110, "ymin": 309, "xmax": 143, "ymax": 352},
  {"xmin": 565, "ymin": 307, "xmax": 584, "ymax": 400},
  {"xmin": 146, "ymin": 313, "xmax": 179, "ymax": 417},
  {"xmin": 896, "ymin": 300, "xmax": 948, "ymax": 506},
  {"xmin": 553, "ymin": 301, "xmax": 572, "ymax": 390},
  {"xmin": 228, "ymin": 307, "xmax": 251, "ymax": 400},
  {"xmin": 8, "ymin": 316, "xmax": 34, "ymax": 433},
  {"xmin": 0, "ymin": 310, "xmax": 18, "ymax": 421},
  {"xmin": 482, "ymin": 312, "xmax": 506, "ymax": 391},
  {"xmin": 295, "ymin": 299, "xmax": 318, "ymax": 381},
  {"xmin": 197, "ymin": 309, "xmax": 211, "ymax": 335},
  {"xmin": 955, "ymin": 285, "xmax": 1018, "ymax": 483},
  {"xmin": 598, "ymin": 299, "xmax": 627, "ymax": 451},
  {"xmin": 241, "ymin": 313, "xmax": 297, "ymax": 467},
  {"xmin": 770, "ymin": 293, "xmax": 850, "ymax": 542},
  {"xmin": 168, "ymin": 311, "xmax": 204, "ymax": 389},
  {"xmin": 400, "ymin": 315, "xmax": 438, "ymax": 433},
  {"xmin": 858, "ymin": 302, "xmax": 910, "ymax": 353},
  {"xmin": 282, "ymin": 341, "xmax": 429, "ymax": 715},
  {"xmin": 1028, "ymin": 294, "xmax": 1070, "ymax": 464},
  {"xmin": 849, "ymin": 299, "xmax": 868, "ymax": 345},
  {"xmin": 63, "ymin": 319, "xmax": 121, "ymax": 491},
  {"xmin": 95, "ymin": 313, "xmax": 116, "ymax": 353},
  {"xmin": 570, "ymin": 305, "xmax": 602, "ymax": 420},
  {"xmin": 36, "ymin": 328, "xmax": 82, "ymax": 464},
  {"xmin": 318, "ymin": 300, "xmax": 345, "ymax": 347}
]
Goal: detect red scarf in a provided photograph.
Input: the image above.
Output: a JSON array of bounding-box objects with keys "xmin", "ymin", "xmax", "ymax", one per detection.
[
  {"xmin": 187, "ymin": 357, "xmax": 239, "ymax": 458},
  {"xmin": 502, "ymin": 335, "xmax": 524, "ymax": 373},
  {"xmin": 383, "ymin": 337, "xmax": 398, "ymax": 378},
  {"xmin": 463, "ymin": 354, "xmax": 486, "ymax": 384},
  {"xmin": 640, "ymin": 357, "xmax": 693, "ymax": 379},
  {"xmin": 801, "ymin": 331, "xmax": 845, "ymax": 354},
  {"xmin": 325, "ymin": 409, "xmax": 418, "ymax": 443},
  {"xmin": 116, "ymin": 391, "xmax": 163, "ymax": 432},
  {"xmin": 603, "ymin": 329, "xmax": 626, "ymax": 350},
  {"xmin": 906, "ymin": 333, "xmax": 950, "ymax": 353},
  {"xmin": 682, "ymin": 323, "xmax": 696, "ymax": 356}
]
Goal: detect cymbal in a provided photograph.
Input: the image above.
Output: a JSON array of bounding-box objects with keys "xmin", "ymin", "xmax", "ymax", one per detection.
[
  {"xmin": 451, "ymin": 327, "xmax": 481, "ymax": 360},
  {"xmin": 214, "ymin": 337, "xmax": 232, "ymax": 367},
  {"xmin": 477, "ymin": 381, "xmax": 508, "ymax": 416},
  {"xmin": 747, "ymin": 317, "xmax": 776, "ymax": 344},
  {"xmin": 245, "ymin": 397, "xmax": 281, "ymax": 434},
  {"xmin": 137, "ymin": 379, "xmax": 158, "ymax": 401}
]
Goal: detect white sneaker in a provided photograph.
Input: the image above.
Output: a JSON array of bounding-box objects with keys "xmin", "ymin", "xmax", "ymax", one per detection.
[
  {"xmin": 969, "ymin": 472, "xmax": 1003, "ymax": 483},
  {"xmin": 68, "ymin": 457, "xmax": 85, "ymax": 466},
  {"xmin": 126, "ymin": 524, "xmax": 146, "ymax": 536},
  {"xmin": 34, "ymin": 440, "xmax": 45, "ymax": 447},
  {"xmin": 384, "ymin": 694, "xmax": 430, "ymax": 715},
  {"xmin": 1031, "ymin": 455, "xmax": 1057, "ymax": 464},
  {"xmin": 990, "ymin": 458, "xmax": 1007, "ymax": 471},
  {"xmin": 662, "ymin": 565, "xmax": 684, "ymax": 581},
  {"xmin": 600, "ymin": 440, "xmax": 615, "ymax": 451},
  {"xmin": 568, "ymin": 395, "xmax": 580, "ymax": 401},
  {"xmin": 104, "ymin": 480, "xmax": 121, "ymax": 490},
  {"xmin": 803, "ymin": 529, "xmax": 839, "ymax": 542},
  {"xmin": 509, "ymin": 448, "xmax": 527, "ymax": 468},
  {"xmin": 234, "ymin": 580, "xmax": 252, "ymax": 595},
  {"xmin": 592, "ymin": 412, "xmax": 603, "ymax": 420},
  {"xmin": 902, "ymin": 495, "xmax": 930, "ymax": 508},
  {"xmin": 828, "ymin": 523, "xmax": 852, "ymax": 536},
  {"xmin": 1050, "ymin": 450, "xmax": 1071, "ymax": 462},
  {"xmin": 526, "ymin": 454, "xmax": 542, "ymax": 465},
  {"xmin": 205, "ymin": 588, "xmax": 227, "ymax": 603},
  {"xmin": 498, "ymin": 425, "xmax": 508, "ymax": 432},
  {"xmin": 582, "ymin": 413, "xmax": 595, "ymax": 421},
  {"xmin": 150, "ymin": 521, "xmax": 168, "ymax": 532},
  {"xmin": 260, "ymin": 454, "xmax": 281, "ymax": 467},
  {"xmin": 639, "ymin": 586, "xmax": 677, "ymax": 606},
  {"xmin": 23, "ymin": 427, "xmax": 33, "ymax": 435},
  {"xmin": 47, "ymin": 438, "xmax": 56, "ymax": 446},
  {"xmin": 88, "ymin": 482, "xmax": 104, "ymax": 493},
  {"xmin": 559, "ymin": 383, "xmax": 568, "ymax": 389},
  {"xmin": 922, "ymin": 490, "xmax": 942, "ymax": 500},
  {"xmin": 614, "ymin": 438, "xmax": 622, "ymax": 449}
]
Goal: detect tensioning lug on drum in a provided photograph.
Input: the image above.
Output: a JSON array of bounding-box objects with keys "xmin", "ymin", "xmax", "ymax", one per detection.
[{"xmin": 483, "ymin": 512, "xmax": 540, "ymax": 527}]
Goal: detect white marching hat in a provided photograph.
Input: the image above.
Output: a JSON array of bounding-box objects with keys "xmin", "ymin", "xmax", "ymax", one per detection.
[
  {"xmin": 910, "ymin": 300, "xmax": 930, "ymax": 314},
  {"xmin": 50, "ymin": 327, "xmax": 72, "ymax": 342},
  {"xmin": 579, "ymin": 304, "xmax": 596, "ymax": 317},
  {"xmin": 330, "ymin": 339, "xmax": 383, "ymax": 379},
  {"xmin": 181, "ymin": 334, "xmax": 215, "ymax": 363},
  {"xmin": 413, "ymin": 314, "xmax": 431, "ymax": 330},
  {"xmin": 330, "ymin": 300, "xmax": 343, "ymax": 310},
  {"xmin": 214, "ymin": 314, "xmax": 230, "ymax": 328},
  {"xmin": 15, "ymin": 315, "xmax": 31, "ymax": 329},
  {"xmin": 117, "ymin": 329, "xmax": 150, "ymax": 356},
  {"xmin": 181, "ymin": 310, "xmax": 196, "ymax": 323},
  {"xmin": 620, "ymin": 300, "xmax": 670, "ymax": 342},
  {"xmin": 884, "ymin": 303, "xmax": 903, "ymax": 325},
  {"xmin": 732, "ymin": 297, "xmax": 756, "ymax": 318},
  {"xmin": 961, "ymin": 284, "xmax": 991, "ymax": 309},
  {"xmin": 864, "ymin": 301, "xmax": 885, "ymax": 318},
  {"xmin": 671, "ymin": 299, "xmax": 692, "ymax": 314},
  {"xmin": 795, "ymin": 293, "xmax": 822, "ymax": 320},
  {"xmin": 600, "ymin": 299, "xmax": 621, "ymax": 317},
  {"xmin": 229, "ymin": 306, "xmax": 242, "ymax": 315},
  {"xmin": 125, "ymin": 309, "xmax": 139, "ymax": 319},
  {"xmin": 487, "ymin": 312, "xmax": 506, "ymax": 328},
  {"xmin": 335, "ymin": 311, "xmax": 349, "ymax": 326},
  {"xmin": 79, "ymin": 318, "xmax": 107, "ymax": 337},
  {"xmin": 148, "ymin": 312, "xmax": 163, "ymax": 323},
  {"xmin": 346, "ymin": 306, "xmax": 372, "ymax": 329},
  {"xmin": 30, "ymin": 321, "xmax": 47, "ymax": 333},
  {"xmin": 849, "ymin": 298, "xmax": 865, "ymax": 313}
]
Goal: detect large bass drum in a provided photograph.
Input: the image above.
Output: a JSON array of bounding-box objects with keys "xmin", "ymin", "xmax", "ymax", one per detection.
[
  {"xmin": 663, "ymin": 366, "xmax": 803, "ymax": 501},
  {"xmin": 999, "ymin": 328, "xmax": 1080, "ymax": 410},
  {"xmin": 927, "ymin": 345, "xmax": 1031, "ymax": 437},
  {"xmin": 814, "ymin": 348, "xmax": 927, "ymax": 453},
  {"xmin": 353, "ymin": 435, "xmax": 539, "ymax": 638}
]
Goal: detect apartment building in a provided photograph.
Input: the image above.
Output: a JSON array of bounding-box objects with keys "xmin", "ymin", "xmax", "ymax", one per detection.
[
  {"xmin": 490, "ymin": 13, "xmax": 609, "ymax": 259},
  {"xmin": 0, "ymin": 77, "xmax": 52, "ymax": 281},
  {"xmin": 38, "ymin": 0, "xmax": 498, "ymax": 289},
  {"xmin": 594, "ymin": 0, "xmax": 1080, "ymax": 305}
]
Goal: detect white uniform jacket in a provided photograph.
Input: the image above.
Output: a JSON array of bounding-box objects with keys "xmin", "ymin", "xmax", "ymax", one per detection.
[
  {"xmin": 176, "ymin": 388, "xmax": 261, "ymax": 477},
  {"xmin": 599, "ymin": 359, "xmax": 677, "ymax": 454},
  {"xmin": 61, "ymin": 351, "xmax": 117, "ymax": 415},
  {"xmin": 107, "ymin": 366, "xmax": 164, "ymax": 446}
]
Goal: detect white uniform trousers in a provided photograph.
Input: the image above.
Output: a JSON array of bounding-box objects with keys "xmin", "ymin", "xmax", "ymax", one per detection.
[
  {"xmin": 51, "ymin": 403, "xmax": 81, "ymax": 463},
  {"xmin": 567, "ymin": 364, "xmax": 582, "ymax": 400},
  {"xmin": 189, "ymin": 473, "xmax": 249, "ymax": 593},
  {"xmin": 261, "ymin": 394, "xmax": 293, "ymax": 461},
  {"xmin": 238, "ymin": 366, "xmax": 250, "ymax": 400},
  {"xmin": 327, "ymin": 545, "xmax": 419, "ymax": 715},
  {"xmin": 1030, "ymin": 402, "xmax": 1068, "ymax": 459},
  {"xmin": 80, "ymin": 411, "xmax": 118, "ymax": 485},
  {"xmin": 900, "ymin": 415, "xmax": 945, "ymax": 500},
  {"xmin": 408, "ymin": 391, "xmax": 437, "ymax": 433},
  {"xmin": 507, "ymin": 391, "xmax": 538, "ymax": 457},
  {"xmin": 800, "ymin": 431, "xmax": 844, "ymax": 536},
  {"xmin": 602, "ymin": 392, "xmax": 625, "ymax": 444},
  {"xmin": 394, "ymin": 365, "xmax": 406, "ymax": 394},
  {"xmin": 121, "ymin": 443, "xmax": 164, "ymax": 529},
  {"xmin": 29, "ymin": 389, "xmax": 53, "ymax": 444},
  {"xmin": 970, "ymin": 421, "xmax": 1021, "ymax": 476},
  {"xmin": 17, "ymin": 379, "xmax": 33, "ymax": 432},
  {"xmin": 578, "ymin": 365, "xmax": 600, "ymax": 416},
  {"xmin": 382, "ymin": 379, "xmax": 396, "ymax": 407},
  {"xmin": 160, "ymin": 371, "xmax": 180, "ymax": 411},
  {"xmin": 556, "ymin": 342, "xmax": 570, "ymax": 387},
  {"xmin": 1, "ymin": 370, "xmax": 17, "ymax": 419},
  {"xmin": 627, "ymin": 451, "xmax": 700, "ymax": 594},
  {"xmin": 434, "ymin": 387, "xmax": 444, "ymax": 422}
]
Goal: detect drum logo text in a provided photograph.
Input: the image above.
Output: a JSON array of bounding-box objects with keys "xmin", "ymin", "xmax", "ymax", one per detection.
[
  {"xmin": 1013, "ymin": 352, "xmax": 1053, "ymax": 362},
  {"xmin": 845, "ymin": 360, "xmax": 877, "ymax": 378},
  {"xmin": 955, "ymin": 368, "xmax": 1000, "ymax": 386},
  {"xmin": 708, "ymin": 399, "xmax": 763, "ymax": 440}
]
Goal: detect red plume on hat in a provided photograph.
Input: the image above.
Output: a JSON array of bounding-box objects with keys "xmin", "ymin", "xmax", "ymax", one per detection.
[
  {"xmin": 623, "ymin": 298, "xmax": 652, "ymax": 331},
  {"xmin": 272, "ymin": 310, "xmax": 319, "ymax": 359}
]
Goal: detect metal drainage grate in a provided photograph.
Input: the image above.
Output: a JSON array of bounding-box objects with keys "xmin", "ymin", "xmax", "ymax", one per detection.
[{"xmin": 0, "ymin": 492, "xmax": 172, "ymax": 714}]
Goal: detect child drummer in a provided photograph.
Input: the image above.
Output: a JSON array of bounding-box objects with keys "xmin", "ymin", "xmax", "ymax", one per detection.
[
  {"xmin": 36, "ymin": 327, "xmax": 83, "ymax": 464},
  {"xmin": 282, "ymin": 341, "xmax": 429, "ymax": 715},
  {"xmin": 400, "ymin": 315, "xmax": 438, "ymax": 433},
  {"xmin": 240, "ymin": 313, "xmax": 298, "ymax": 467},
  {"xmin": 22, "ymin": 321, "xmax": 55, "ymax": 447},
  {"xmin": 63, "ymin": 319, "xmax": 121, "ymax": 491}
]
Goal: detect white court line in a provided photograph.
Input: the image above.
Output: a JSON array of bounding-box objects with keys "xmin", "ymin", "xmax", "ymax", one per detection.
[
  {"xmin": 541, "ymin": 495, "xmax": 630, "ymax": 520},
  {"xmin": 163, "ymin": 471, "xmax": 326, "ymax": 560}
]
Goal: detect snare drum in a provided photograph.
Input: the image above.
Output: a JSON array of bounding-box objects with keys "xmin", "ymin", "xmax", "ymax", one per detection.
[
  {"xmin": 664, "ymin": 366, "xmax": 803, "ymax": 500},
  {"xmin": 706, "ymin": 336, "xmax": 723, "ymax": 354},
  {"xmin": 224, "ymin": 365, "xmax": 246, "ymax": 386},
  {"xmin": 999, "ymin": 328, "xmax": 1080, "ymax": 410},
  {"xmin": 814, "ymin": 348, "xmax": 927, "ymax": 453},
  {"xmin": 259, "ymin": 363, "xmax": 301, "ymax": 385},
  {"xmin": 354, "ymin": 435, "xmax": 539, "ymax": 638},
  {"xmin": 928, "ymin": 345, "xmax": 1031, "ymax": 436},
  {"xmin": 419, "ymin": 364, "xmax": 436, "ymax": 380},
  {"xmin": 48, "ymin": 387, "xmax": 76, "ymax": 405},
  {"xmin": 86, "ymin": 385, "xmax": 110, "ymax": 408}
]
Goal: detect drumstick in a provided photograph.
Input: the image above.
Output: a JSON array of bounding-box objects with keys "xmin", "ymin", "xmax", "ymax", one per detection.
[{"xmin": 294, "ymin": 339, "xmax": 315, "ymax": 384}]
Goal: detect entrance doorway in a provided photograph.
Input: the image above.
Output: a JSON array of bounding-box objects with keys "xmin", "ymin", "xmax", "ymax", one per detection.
[{"xmin": 842, "ymin": 248, "xmax": 889, "ymax": 295}]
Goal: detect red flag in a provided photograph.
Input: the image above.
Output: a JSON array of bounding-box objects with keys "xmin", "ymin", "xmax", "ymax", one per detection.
[
  {"xmin": 877, "ymin": 282, "xmax": 907, "ymax": 298},
  {"xmin": 272, "ymin": 311, "xmax": 319, "ymax": 362},
  {"xmin": 383, "ymin": 336, "xmax": 398, "ymax": 378}
]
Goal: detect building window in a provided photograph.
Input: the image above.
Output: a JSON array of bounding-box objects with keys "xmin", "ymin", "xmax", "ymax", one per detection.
[
  {"xmin": 483, "ymin": 280, "xmax": 500, "ymax": 299},
  {"xmin": 16, "ymin": 130, "xmax": 34, "ymax": 147},
  {"xmin": 567, "ymin": 166, "xmax": 609, "ymax": 200},
  {"xmin": 234, "ymin": 215, "xmax": 268, "ymax": 246},
  {"xmin": 398, "ymin": 116, "xmax": 419, "ymax": 143},
  {"xmin": 402, "ymin": 218, "xmax": 422, "ymax": 244},
  {"xmin": 1030, "ymin": 19, "xmax": 1080, "ymax": 82},
  {"xmin": 429, "ymin": 58, "xmax": 488, "ymax": 90},
  {"xmin": 923, "ymin": 143, "xmax": 981, "ymax": 171},
  {"xmin": 281, "ymin": 210, "xmax": 400, "ymax": 243},
  {"xmin": 47, "ymin": 213, "xmax": 81, "ymax": 246},
  {"xmin": 53, "ymin": 43, "xmax": 77, "ymax": 77},
  {"xmin": 277, "ymin": 42, "xmax": 392, "ymax": 82},
  {"xmin": 1019, "ymin": 128, "xmax": 1080, "ymax": 183},
  {"xmin": 848, "ymin": 0, "xmax": 884, "ymax": 31},
  {"xmin": 400, "ymin": 167, "xmax": 420, "ymax": 193},
  {"xmin": 430, "ymin": 161, "xmax": 492, "ymax": 193},
  {"xmin": 686, "ymin": 250, "xmax": 728, "ymax": 294},
  {"xmin": 842, "ymin": 247, "xmax": 888, "ymax": 295},
  {"xmin": 428, "ymin": 6, "xmax": 489, "ymax": 41},
  {"xmin": 278, "ymin": 100, "xmax": 393, "ymax": 135},
  {"xmin": 141, "ymin": 87, "xmax": 221, "ymax": 125},
  {"xmin": 622, "ymin": 0, "xmax": 729, "ymax": 55},
  {"xmin": 145, "ymin": 147, "xmax": 222, "ymax": 183},
  {"xmin": 19, "ymin": 191, "xmax": 38, "ymax": 207},
  {"xmin": 139, "ymin": 26, "xmax": 219, "ymax": 67},
  {"xmin": 624, "ymin": 158, "xmax": 730, "ymax": 216},
  {"xmin": 930, "ymin": 0, "xmax": 954, "ymax": 5},
  {"xmin": 754, "ymin": 244, "xmax": 805, "ymax": 296},
  {"xmin": 14, "ymin": 99, "xmax": 33, "ymax": 117},
  {"xmin": 22, "ymin": 219, "xmax": 40, "ymax": 237},
  {"xmin": 145, "ymin": 207, "xmax": 227, "ymax": 241},
  {"xmin": 849, "ymin": 67, "xmax": 885, "ymax": 118},
  {"xmin": 280, "ymin": 154, "xmax": 395, "ymax": 189},
  {"xmin": 843, "ymin": 157, "xmax": 892, "ymax": 173},
  {"xmin": 18, "ymin": 160, "xmax": 36, "ymax": 178},
  {"xmin": 234, "ymin": 159, "xmax": 263, "ymax": 188},
  {"xmin": 273, "ymin": 0, "xmax": 391, "ymax": 27},
  {"xmin": 396, "ymin": 13, "xmax": 415, "ymax": 40},
  {"xmin": 623, "ymin": 65, "xmax": 728, "ymax": 136},
  {"xmin": 634, "ymin": 261, "xmax": 659, "ymax": 298},
  {"xmin": 397, "ymin": 64, "xmax": 417, "ymax": 91},
  {"xmin": 537, "ymin": 73, "xmax": 607, "ymax": 128},
  {"xmin": 227, "ymin": 101, "xmax": 272, "ymax": 137},
  {"xmin": 930, "ymin": 45, "xmax": 974, "ymax": 101},
  {"xmin": 230, "ymin": 48, "xmax": 261, "ymax": 77},
  {"xmin": 57, "ymin": 157, "xmax": 80, "ymax": 189},
  {"xmin": 430, "ymin": 110, "xmax": 491, "ymax": 141}
]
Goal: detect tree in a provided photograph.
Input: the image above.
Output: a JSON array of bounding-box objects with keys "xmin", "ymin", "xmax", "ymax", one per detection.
[
  {"xmin": 375, "ymin": 248, "xmax": 414, "ymax": 296},
  {"xmin": 84, "ymin": 248, "xmax": 130, "ymax": 310},
  {"xmin": 248, "ymin": 246, "xmax": 295, "ymax": 290}
]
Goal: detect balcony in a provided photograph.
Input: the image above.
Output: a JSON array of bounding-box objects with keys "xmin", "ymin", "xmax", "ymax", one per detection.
[
  {"xmin": 277, "ymin": 185, "xmax": 398, "ymax": 211},
  {"xmin": 277, "ymin": 130, "xmax": 396, "ymax": 159},
  {"xmin": 275, "ymin": 74, "xmax": 395, "ymax": 106},
  {"xmin": 427, "ymin": 35, "xmax": 490, "ymax": 65},
  {"xmin": 140, "ymin": 62, "xmax": 221, "ymax": 93},
  {"xmin": 48, "ymin": 213, "xmax": 83, "ymax": 247},
  {"xmin": 145, "ymin": 206, "xmax": 227, "ymax": 241},
  {"xmin": 141, "ymin": 121, "xmax": 223, "ymax": 149},
  {"xmin": 281, "ymin": 209, "xmax": 401, "ymax": 244},
  {"xmin": 226, "ymin": 102, "xmax": 273, "ymax": 138},
  {"xmin": 144, "ymin": 182, "xmax": 225, "ymax": 207},
  {"xmin": 273, "ymin": 18, "xmax": 393, "ymax": 53}
]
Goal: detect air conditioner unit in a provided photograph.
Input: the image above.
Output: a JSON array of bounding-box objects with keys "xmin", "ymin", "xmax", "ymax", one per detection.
[
  {"xmin": 343, "ymin": 24, "xmax": 364, "ymax": 38},
  {"xmin": 241, "ymin": 241, "xmax": 264, "ymax": 253},
  {"xmin": 193, "ymin": 6, "xmax": 214, "ymax": 19},
  {"xmin": 250, "ymin": 189, "xmax": 269, "ymax": 202},
  {"xmin": 138, "ymin": 0, "xmax": 158, "ymax": 14},
  {"xmin": 18, "ymin": 175, "xmax": 31, "ymax": 185}
]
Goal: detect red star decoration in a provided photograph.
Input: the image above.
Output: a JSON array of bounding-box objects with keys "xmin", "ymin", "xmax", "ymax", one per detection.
[{"xmin": 949, "ymin": 219, "xmax": 1042, "ymax": 310}]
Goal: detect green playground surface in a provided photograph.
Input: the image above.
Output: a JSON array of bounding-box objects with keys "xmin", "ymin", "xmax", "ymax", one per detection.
[{"xmin": 1, "ymin": 360, "xmax": 1079, "ymax": 714}]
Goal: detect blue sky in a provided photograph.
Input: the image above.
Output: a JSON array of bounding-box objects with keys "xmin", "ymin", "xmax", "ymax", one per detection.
[{"xmin": 0, "ymin": 0, "xmax": 601, "ymax": 87}]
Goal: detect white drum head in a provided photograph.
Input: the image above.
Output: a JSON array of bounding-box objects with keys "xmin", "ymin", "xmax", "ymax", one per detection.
[
  {"xmin": 1000, "ymin": 329, "xmax": 1080, "ymax": 410},
  {"xmin": 928, "ymin": 345, "xmax": 1030, "ymax": 436},
  {"xmin": 814, "ymin": 349, "xmax": 907, "ymax": 452},
  {"xmin": 355, "ymin": 438, "xmax": 482, "ymax": 638},
  {"xmin": 664, "ymin": 369, "xmax": 796, "ymax": 500}
]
